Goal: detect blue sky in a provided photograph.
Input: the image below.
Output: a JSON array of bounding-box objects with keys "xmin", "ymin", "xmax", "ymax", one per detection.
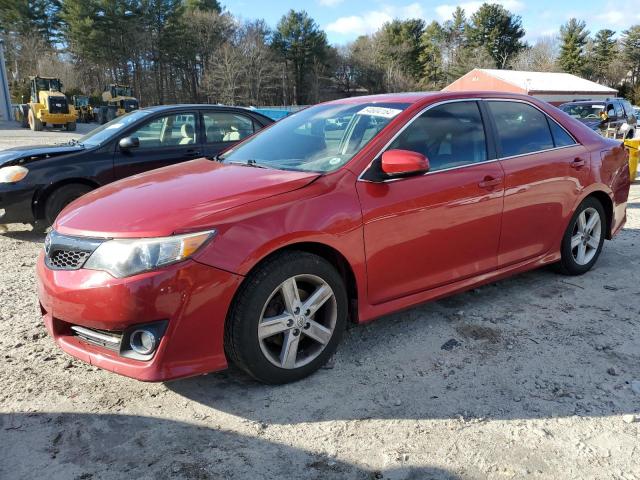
[{"xmin": 224, "ymin": 0, "xmax": 640, "ymax": 45}]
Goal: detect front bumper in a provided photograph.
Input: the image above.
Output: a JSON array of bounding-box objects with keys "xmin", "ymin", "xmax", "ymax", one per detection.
[
  {"xmin": 0, "ymin": 183, "xmax": 35, "ymax": 224},
  {"xmin": 36, "ymin": 252, "xmax": 243, "ymax": 381}
]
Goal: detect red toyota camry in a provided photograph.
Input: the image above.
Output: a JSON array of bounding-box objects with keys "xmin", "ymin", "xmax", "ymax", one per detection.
[{"xmin": 36, "ymin": 92, "xmax": 630, "ymax": 384}]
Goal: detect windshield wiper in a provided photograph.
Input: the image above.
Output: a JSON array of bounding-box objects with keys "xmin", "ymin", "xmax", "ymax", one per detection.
[
  {"xmin": 224, "ymin": 159, "xmax": 269, "ymax": 169},
  {"xmin": 56, "ymin": 139, "xmax": 84, "ymax": 147}
]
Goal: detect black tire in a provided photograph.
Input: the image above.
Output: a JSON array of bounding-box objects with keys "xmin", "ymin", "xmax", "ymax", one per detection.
[
  {"xmin": 43, "ymin": 184, "xmax": 93, "ymax": 226},
  {"xmin": 19, "ymin": 105, "xmax": 29, "ymax": 128},
  {"xmin": 225, "ymin": 251, "xmax": 348, "ymax": 384},
  {"xmin": 556, "ymin": 197, "xmax": 606, "ymax": 275},
  {"xmin": 66, "ymin": 121, "xmax": 76, "ymax": 131}
]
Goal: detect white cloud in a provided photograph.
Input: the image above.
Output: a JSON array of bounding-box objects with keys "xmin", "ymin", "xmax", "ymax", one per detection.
[
  {"xmin": 325, "ymin": 3, "xmax": 426, "ymax": 36},
  {"xmin": 435, "ymin": 0, "xmax": 524, "ymax": 21},
  {"xmin": 318, "ymin": 0, "xmax": 344, "ymax": 6}
]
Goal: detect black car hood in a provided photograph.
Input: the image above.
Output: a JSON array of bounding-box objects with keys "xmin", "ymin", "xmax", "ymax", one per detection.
[{"xmin": 0, "ymin": 144, "xmax": 85, "ymax": 167}]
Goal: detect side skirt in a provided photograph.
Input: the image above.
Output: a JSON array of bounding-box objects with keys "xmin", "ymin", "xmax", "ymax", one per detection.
[{"xmin": 356, "ymin": 251, "xmax": 561, "ymax": 324}]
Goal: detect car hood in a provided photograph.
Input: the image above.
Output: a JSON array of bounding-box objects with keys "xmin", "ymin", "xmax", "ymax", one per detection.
[
  {"xmin": 0, "ymin": 144, "xmax": 85, "ymax": 167},
  {"xmin": 55, "ymin": 159, "xmax": 320, "ymax": 238}
]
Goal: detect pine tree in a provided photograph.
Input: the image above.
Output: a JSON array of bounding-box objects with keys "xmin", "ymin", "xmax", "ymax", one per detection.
[
  {"xmin": 467, "ymin": 3, "xmax": 526, "ymax": 69},
  {"xmin": 558, "ymin": 18, "xmax": 589, "ymax": 75}
]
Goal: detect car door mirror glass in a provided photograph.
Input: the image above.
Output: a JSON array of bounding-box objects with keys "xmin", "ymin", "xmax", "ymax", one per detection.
[
  {"xmin": 119, "ymin": 136, "xmax": 139, "ymax": 150},
  {"xmin": 381, "ymin": 149, "xmax": 429, "ymax": 177}
]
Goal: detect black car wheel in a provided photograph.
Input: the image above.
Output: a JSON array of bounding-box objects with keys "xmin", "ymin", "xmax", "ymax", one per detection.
[
  {"xmin": 44, "ymin": 184, "xmax": 93, "ymax": 226},
  {"xmin": 225, "ymin": 251, "xmax": 348, "ymax": 384}
]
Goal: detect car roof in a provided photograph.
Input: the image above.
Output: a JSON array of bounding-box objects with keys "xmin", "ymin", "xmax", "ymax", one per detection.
[
  {"xmin": 560, "ymin": 100, "xmax": 613, "ymax": 106},
  {"xmin": 138, "ymin": 104, "xmax": 274, "ymax": 122}
]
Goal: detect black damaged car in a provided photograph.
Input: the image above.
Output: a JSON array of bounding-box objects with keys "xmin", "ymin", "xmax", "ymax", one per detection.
[{"xmin": 0, "ymin": 105, "xmax": 272, "ymax": 230}]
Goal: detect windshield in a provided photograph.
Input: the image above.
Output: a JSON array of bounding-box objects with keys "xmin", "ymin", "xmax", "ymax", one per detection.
[
  {"xmin": 78, "ymin": 110, "xmax": 153, "ymax": 146},
  {"xmin": 561, "ymin": 103, "xmax": 605, "ymax": 119},
  {"xmin": 75, "ymin": 97, "xmax": 89, "ymax": 107},
  {"xmin": 35, "ymin": 78, "xmax": 61, "ymax": 92},
  {"xmin": 221, "ymin": 102, "xmax": 410, "ymax": 172},
  {"xmin": 113, "ymin": 86, "xmax": 133, "ymax": 97}
]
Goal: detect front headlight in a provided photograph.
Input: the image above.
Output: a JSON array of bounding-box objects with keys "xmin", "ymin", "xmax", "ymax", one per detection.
[
  {"xmin": 84, "ymin": 230, "xmax": 216, "ymax": 278},
  {"xmin": 0, "ymin": 166, "xmax": 28, "ymax": 183}
]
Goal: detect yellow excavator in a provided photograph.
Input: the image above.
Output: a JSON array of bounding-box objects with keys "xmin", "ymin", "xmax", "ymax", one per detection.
[
  {"xmin": 95, "ymin": 84, "xmax": 139, "ymax": 124},
  {"xmin": 27, "ymin": 76, "xmax": 77, "ymax": 131}
]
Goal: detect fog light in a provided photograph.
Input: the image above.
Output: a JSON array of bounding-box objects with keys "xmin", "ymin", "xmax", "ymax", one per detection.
[{"xmin": 129, "ymin": 329, "xmax": 157, "ymax": 355}]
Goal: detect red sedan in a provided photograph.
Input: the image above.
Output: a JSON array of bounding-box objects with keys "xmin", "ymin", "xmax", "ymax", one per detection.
[{"xmin": 36, "ymin": 92, "xmax": 630, "ymax": 384}]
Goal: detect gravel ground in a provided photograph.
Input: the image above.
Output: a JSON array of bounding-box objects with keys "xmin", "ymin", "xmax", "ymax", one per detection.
[{"xmin": 1, "ymin": 124, "xmax": 639, "ymax": 480}]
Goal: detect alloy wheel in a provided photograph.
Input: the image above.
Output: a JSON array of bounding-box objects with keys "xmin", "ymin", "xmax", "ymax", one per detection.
[
  {"xmin": 570, "ymin": 207, "xmax": 602, "ymax": 265},
  {"xmin": 258, "ymin": 274, "xmax": 337, "ymax": 369}
]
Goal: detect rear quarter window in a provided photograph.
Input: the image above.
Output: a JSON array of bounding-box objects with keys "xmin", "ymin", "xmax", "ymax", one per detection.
[{"xmin": 488, "ymin": 101, "xmax": 554, "ymax": 157}]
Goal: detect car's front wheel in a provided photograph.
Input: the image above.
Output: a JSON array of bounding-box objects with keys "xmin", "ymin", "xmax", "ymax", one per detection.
[
  {"xmin": 225, "ymin": 251, "xmax": 348, "ymax": 384},
  {"xmin": 557, "ymin": 197, "xmax": 606, "ymax": 275}
]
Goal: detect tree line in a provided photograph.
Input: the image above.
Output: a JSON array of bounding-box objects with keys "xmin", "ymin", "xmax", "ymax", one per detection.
[{"xmin": 1, "ymin": 1, "xmax": 639, "ymax": 106}]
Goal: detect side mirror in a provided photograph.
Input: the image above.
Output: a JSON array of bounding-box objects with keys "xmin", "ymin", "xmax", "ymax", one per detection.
[
  {"xmin": 119, "ymin": 136, "xmax": 139, "ymax": 150},
  {"xmin": 381, "ymin": 149, "xmax": 429, "ymax": 177}
]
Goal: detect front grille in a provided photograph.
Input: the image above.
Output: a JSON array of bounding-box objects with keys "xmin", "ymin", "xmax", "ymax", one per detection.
[
  {"xmin": 48, "ymin": 249, "xmax": 91, "ymax": 269},
  {"xmin": 71, "ymin": 325, "xmax": 122, "ymax": 351},
  {"xmin": 44, "ymin": 231, "xmax": 105, "ymax": 271},
  {"xmin": 48, "ymin": 96, "xmax": 69, "ymax": 114}
]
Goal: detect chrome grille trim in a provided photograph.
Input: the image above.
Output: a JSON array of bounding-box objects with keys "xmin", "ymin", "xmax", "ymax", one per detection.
[{"xmin": 71, "ymin": 326, "xmax": 122, "ymax": 351}]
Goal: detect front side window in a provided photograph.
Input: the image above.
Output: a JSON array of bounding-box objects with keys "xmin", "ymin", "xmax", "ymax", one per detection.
[
  {"xmin": 129, "ymin": 113, "xmax": 197, "ymax": 149},
  {"xmin": 614, "ymin": 102, "xmax": 624, "ymax": 118},
  {"xmin": 387, "ymin": 101, "xmax": 488, "ymax": 172},
  {"xmin": 78, "ymin": 110, "xmax": 153, "ymax": 146},
  {"xmin": 204, "ymin": 113, "xmax": 254, "ymax": 144},
  {"xmin": 221, "ymin": 102, "xmax": 410, "ymax": 172},
  {"xmin": 488, "ymin": 101, "xmax": 554, "ymax": 157}
]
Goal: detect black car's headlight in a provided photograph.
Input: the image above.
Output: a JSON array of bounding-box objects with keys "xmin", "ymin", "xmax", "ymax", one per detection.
[
  {"xmin": 0, "ymin": 166, "xmax": 28, "ymax": 183},
  {"xmin": 84, "ymin": 230, "xmax": 216, "ymax": 278}
]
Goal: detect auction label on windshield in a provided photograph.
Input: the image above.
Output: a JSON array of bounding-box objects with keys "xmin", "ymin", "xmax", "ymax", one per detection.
[{"xmin": 356, "ymin": 106, "xmax": 403, "ymax": 119}]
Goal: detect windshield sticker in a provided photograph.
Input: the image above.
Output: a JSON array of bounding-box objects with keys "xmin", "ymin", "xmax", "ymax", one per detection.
[
  {"xmin": 106, "ymin": 123, "xmax": 124, "ymax": 129},
  {"xmin": 356, "ymin": 106, "xmax": 402, "ymax": 119},
  {"xmin": 592, "ymin": 105, "xmax": 604, "ymax": 109}
]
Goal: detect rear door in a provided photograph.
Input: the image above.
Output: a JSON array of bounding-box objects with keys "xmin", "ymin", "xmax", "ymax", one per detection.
[
  {"xmin": 486, "ymin": 100, "xmax": 590, "ymax": 267},
  {"xmin": 113, "ymin": 111, "xmax": 202, "ymax": 180},
  {"xmin": 201, "ymin": 111, "xmax": 258, "ymax": 157}
]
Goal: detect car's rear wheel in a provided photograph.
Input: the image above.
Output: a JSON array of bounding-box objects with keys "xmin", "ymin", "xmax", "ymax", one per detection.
[
  {"xmin": 225, "ymin": 251, "xmax": 347, "ymax": 384},
  {"xmin": 556, "ymin": 197, "xmax": 606, "ymax": 275},
  {"xmin": 44, "ymin": 184, "xmax": 93, "ymax": 226}
]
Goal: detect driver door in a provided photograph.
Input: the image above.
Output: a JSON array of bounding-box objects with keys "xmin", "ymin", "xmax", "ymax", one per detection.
[
  {"xmin": 357, "ymin": 100, "xmax": 504, "ymax": 305},
  {"xmin": 113, "ymin": 112, "xmax": 202, "ymax": 180}
]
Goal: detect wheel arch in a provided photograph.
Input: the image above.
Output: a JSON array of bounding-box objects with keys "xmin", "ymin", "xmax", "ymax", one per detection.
[
  {"xmin": 233, "ymin": 241, "xmax": 360, "ymax": 324},
  {"xmin": 33, "ymin": 178, "xmax": 100, "ymax": 220},
  {"xmin": 585, "ymin": 190, "xmax": 614, "ymax": 240}
]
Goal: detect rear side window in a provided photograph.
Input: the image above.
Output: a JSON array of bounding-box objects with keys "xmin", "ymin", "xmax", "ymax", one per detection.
[
  {"xmin": 203, "ymin": 112, "xmax": 255, "ymax": 144},
  {"xmin": 388, "ymin": 101, "xmax": 487, "ymax": 172},
  {"xmin": 488, "ymin": 101, "xmax": 554, "ymax": 157},
  {"xmin": 548, "ymin": 119, "xmax": 576, "ymax": 147}
]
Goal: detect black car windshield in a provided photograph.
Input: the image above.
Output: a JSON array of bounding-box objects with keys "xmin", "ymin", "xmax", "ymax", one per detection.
[
  {"xmin": 220, "ymin": 102, "xmax": 410, "ymax": 172},
  {"xmin": 561, "ymin": 103, "xmax": 605, "ymax": 119},
  {"xmin": 78, "ymin": 110, "xmax": 153, "ymax": 146}
]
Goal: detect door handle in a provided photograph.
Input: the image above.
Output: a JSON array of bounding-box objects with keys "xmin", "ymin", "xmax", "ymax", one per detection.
[
  {"xmin": 184, "ymin": 150, "xmax": 201, "ymax": 157},
  {"xmin": 571, "ymin": 157, "xmax": 586, "ymax": 168},
  {"xmin": 478, "ymin": 176, "xmax": 502, "ymax": 189}
]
